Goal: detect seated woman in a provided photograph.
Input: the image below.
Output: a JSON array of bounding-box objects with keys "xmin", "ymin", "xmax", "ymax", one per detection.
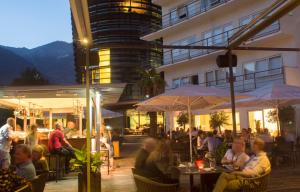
[
  {"xmin": 32, "ymin": 145, "xmax": 49, "ymax": 175},
  {"xmin": 222, "ymin": 137, "xmax": 250, "ymax": 170},
  {"xmin": 144, "ymin": 139, "xmax": 179, "ymax": 184}
]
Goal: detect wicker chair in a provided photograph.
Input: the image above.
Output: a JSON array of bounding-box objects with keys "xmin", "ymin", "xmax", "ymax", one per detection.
[
  {"xmin": 15, "ymin": 184, "xmax": 32, "ymax": 192},
  {"xmin": 133, "ymin": 174, "xmax": 178, "ymax": 192},
  {"xmin": 239, "ymin": 169, "xmax": 271, "ymax": 192}
]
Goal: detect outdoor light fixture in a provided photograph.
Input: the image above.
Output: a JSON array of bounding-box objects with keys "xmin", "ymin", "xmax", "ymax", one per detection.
[
  {"xmin": 106, "ymin": 125, "xmax": 112, "ymax": 130},
  {"xmin": 81, "ymin": 38, "xmax": 89, "ymax": 46}
]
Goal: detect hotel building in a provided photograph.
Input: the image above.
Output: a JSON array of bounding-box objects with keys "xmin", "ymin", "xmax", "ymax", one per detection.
[{"xmin": 142, "ymin": 0, "xmax": 300, "ymax": 136}]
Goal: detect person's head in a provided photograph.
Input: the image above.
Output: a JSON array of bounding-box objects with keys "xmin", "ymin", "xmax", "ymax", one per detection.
[
  {"xmin": 142, "ymin": 138, "xmax": 157, "ymax": 153},
  {"xmin": 263, "ymin": 128, "xmax": 269, "ymax": 134},
  {"xmin": 7, "ymin": 117, "xmax": 14, "ymax": 127},
  {"xmin": 147, "ymin": 139, "xmax": 172, "ymax": 164},
  {"xmin": 213, "ymin": 130, "xmax": 218, "ymax": 135},
  {"xmin": 232, "ymin": 137, "xmax": 246, "ymax": 154},
  {"xmin": 207, "ymin": 132, "xmax": 213, "ymax": 137},
  {"xmin": 14, "ymin": 144, "xmax": 32, "ymax": 165},
  {"xmin": 55, "ymin": 122, "xmax": 62, "ymax": 130},
  {"xmin": 252, "ymin": 138, "xmax": 265, "ymax": 154},
  {"xmin": 242, "ymin": 128, "xmax": 248, "ymax": 135},
  {"xmin": 32, "ymin": 145, "xmax": 44, "ymax": 161},
  {"xmin": 30, "ymin": 124, "xmax": 38, "ymax": 135}
]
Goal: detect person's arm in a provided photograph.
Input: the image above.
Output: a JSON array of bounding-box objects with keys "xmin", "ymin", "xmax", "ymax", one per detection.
[
  {"xmin": 63, "ymin": 138, "xmax": 72, "ymax": 148},
  {"xmin": 221, "ymin": 150, "xmax": 232, "ymax": 164}
]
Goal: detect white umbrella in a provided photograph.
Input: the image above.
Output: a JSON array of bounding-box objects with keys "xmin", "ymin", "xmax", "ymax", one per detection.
[
  {"xmin": 136, "ymin": 85, "xmax": 249, "ymax": 162},
  {"xmin": 214, "ymin": 83, "xmax": 300, "ymax": 134},
  {"xmin": 102, "ymin": 108, "xmax": 123, "ymax": 119}
]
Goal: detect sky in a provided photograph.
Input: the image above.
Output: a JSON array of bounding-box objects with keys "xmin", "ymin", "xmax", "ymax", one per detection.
[{"xmin": 0, "ymin": 0, "xmax": 73, "ymax": 49}]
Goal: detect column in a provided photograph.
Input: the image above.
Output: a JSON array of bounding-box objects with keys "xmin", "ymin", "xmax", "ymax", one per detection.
[{"xmin": 49, "ymin": 110, "xmax": 53, "ymax": 130}]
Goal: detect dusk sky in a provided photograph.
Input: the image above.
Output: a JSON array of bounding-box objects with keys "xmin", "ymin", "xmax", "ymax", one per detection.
[{"xmin": 0, "ymin": 0, "xmax": 72, "ymax": 49}]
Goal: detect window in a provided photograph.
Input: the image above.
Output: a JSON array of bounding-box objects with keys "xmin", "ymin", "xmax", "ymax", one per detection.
[
  {"xmin": 206, "ymin": 71, "xmax": 215, "ymax": 86},
  {"xmin": 213, "ymin": 27, "xmax": 223, "ymax": 45},
  {"xmin": 224, "ymin": 24, "xmax": 234, "ymax": 40},
  {"xmin": 203, "ymin": 31, "xmax": 213, "ymax": 46},
  {"xmin": 170, "ymin": 10, "xmax": 178, "ymax": 24},
  {"xmin": 269, "ymin": 56, "xmax": 282, "ymax": 69},
  {"xmin": 201, "ymin": 0, "xmax": 209, "ymax": 11},
  {"xmin": 244, "ymin": 62, "xmax": 255, "ymax": 80},
  {"xmin": 171, "ymin": 36, "xmax": 196, "ymax": 61},
  {"xmin": 172, "ymin": 79, "xmax": 181, "ymax": 89},
  {"xmin": 187, "ymin": 1, "xmax": 199, "ymax": 17},
  {"xmin": 181, "ymin": 77, "xmax": 190, "ymax": 85},
  {"xmin": 177, "ymin": 6, "xmax": 187, "ymax": 19},
  {"xmin": 191, "ymin": 75, "xmax": 199, "ymax": 85},
  {"xmin": 255, "ymin": 59, "xmax": 268, "ymax": 77},
  {"xmin": 240, "ymin": 15, "xmax": 252, "ymax": 26},
  {"xmin": 216, "ymin": 69, "xmax": 227, "ymax": 85}
]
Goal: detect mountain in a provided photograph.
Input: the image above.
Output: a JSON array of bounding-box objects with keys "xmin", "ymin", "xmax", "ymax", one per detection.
[{"xmin": 0, "ymin": 41, "xmax": 76, "ymax": 85}]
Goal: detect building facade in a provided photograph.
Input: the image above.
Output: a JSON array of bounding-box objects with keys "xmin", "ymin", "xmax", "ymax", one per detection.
[
  {"xmin": 143, "ymin": 0, "xmax": 300, "ymax": 136},
  {"xmin": 73, "ymin": 0, "xmax": 163, "ymax": 130}
]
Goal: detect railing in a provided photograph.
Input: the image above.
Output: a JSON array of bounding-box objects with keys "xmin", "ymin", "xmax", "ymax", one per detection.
[
  {"xmin": 201, "ymin": 67, "xmax": 284, "ymax": 93},
  {"xmin": 162, "ymin": 0, "xmax": 231, "ymax": 28},
  {"xmin": 163, "ymin": 21, "xmax": 280, "ymax": 65}
]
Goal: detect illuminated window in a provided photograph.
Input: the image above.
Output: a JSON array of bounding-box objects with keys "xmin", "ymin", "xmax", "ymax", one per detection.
[
  {"xmin": 120, "ymin": 1, "xmax": 146, "ymax": 14},
  {"xmin": 98, "ymin": 49, "xmax": 111, "ymax": 84}
]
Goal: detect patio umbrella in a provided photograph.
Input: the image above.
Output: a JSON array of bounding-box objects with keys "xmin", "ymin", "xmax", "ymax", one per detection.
[
  {"xmin": 214, "ymin": 83, "xmax": 300, "ymax": 135},
  {"xmin": 102, "ymin": 108, "xmax": 123, "ymax": 119},
  {"xmin": 136, "ymin": 85, "xmax": 250, "ymax": 162}
]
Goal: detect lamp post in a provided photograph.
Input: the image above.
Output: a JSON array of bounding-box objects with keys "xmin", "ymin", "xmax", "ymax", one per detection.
[{"xmin": 82, "ymin": 38, "xmax": 91, "ymax": 192}]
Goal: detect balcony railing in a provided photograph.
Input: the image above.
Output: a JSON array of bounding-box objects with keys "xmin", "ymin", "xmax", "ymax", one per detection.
[
  {"xmin": 201, "ymin": 67, "xmax": 284, "ymax": 93},
  {"xmin": 163, "ymin": 21, "xmax": 280, "ymax": 65},
  {"xmin": 162, "ymin": 0, "xmax": 231, "ymax": 29}
]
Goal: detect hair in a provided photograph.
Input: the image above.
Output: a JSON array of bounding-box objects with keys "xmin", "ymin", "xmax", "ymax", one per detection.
[
  {"xmin": 55, "ymin": 122, "xmax": 62, "ymax": 129},
  {"xmin": 29, "ymin": 124, "xmax": 38, "ymax": 135},
  {"xmin": 253, "ymin": 138, "xmax": 265, "ymax": 151},
  {"xmin": 7, "ymin": 117, "xmax": 14, "ymax": 124},
  {"xmin": 146, "ymin": 139, "xmax": 172, "ymax": 164},
  {"xmin": 16, "ymin": 144, "xmax": 32, "ymax": 158},
  {"xmin": 233, "ymin": 136, "xmax": 245, "ymax": 146}
]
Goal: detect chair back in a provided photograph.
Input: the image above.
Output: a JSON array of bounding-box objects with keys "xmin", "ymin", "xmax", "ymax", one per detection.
[
  {"xmin": 15, "ymin": 184, "xmax": 32, "ymax": 192},
  {"xmin": 241, "ymin": 169, "xmax": 271, "ymax": 192},
  {"xmin": 30, "ymin": 173, "xmax": 48, "ymax": 192},
  {"xmin": 133, "ymin": 174, "xmax": 177, "ymax": 192}
]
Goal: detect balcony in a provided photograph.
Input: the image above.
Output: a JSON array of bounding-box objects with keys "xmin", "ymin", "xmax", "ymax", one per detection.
[
  {"xmin": 202, "ymin": 67, "xmax": 285, "ymax": 93},
  {"xmin": 162, "ymin": 0, "xmax": 231, "ymax": 29},
  {"xmin": 163, "ymin": 21, "xmax": 280, "ymax": 65}
]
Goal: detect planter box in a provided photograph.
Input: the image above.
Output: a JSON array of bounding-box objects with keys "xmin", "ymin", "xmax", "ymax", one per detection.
[{"xmin": 78, "ymin": 172, "xmax": 101, "ymax": 192}]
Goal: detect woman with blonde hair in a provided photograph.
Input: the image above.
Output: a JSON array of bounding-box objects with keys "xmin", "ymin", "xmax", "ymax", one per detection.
[
  {"xmin": 145, "ymin": 139, "xmax": 179, "ymax": 184},
  {"xmin": 26, "ymin": 124, "xmax": 38, "ymax": 148}
]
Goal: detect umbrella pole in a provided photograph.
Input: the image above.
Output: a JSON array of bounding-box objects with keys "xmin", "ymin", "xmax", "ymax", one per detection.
[
  {"xmin": 276, "ymin": 107, "xmax": 281, "ymax": 136},
  {"xmin": 188, "ymin": 101, "xmax": 193, "ymax": 162},
  {"xmin": 228, "ymin": 50, "xmax": 237, "ymax": 136}
]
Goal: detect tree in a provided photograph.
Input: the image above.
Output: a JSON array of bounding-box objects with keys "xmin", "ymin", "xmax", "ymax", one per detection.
[
  {"xmin": 137, "ymin": 67, "xmax": 166, "ymax": 137},
  {"xmin": 267, "ymin": 106, "xmax": 295, "ymax": 135},
  {"xmin": 11, "ymin": 68, "xmax": 49, "ymax": 86},
  {"xmin": 209, "ymin": 111, "xmax": 229, "ymax": 133},
  {"xmin": 176, "ymin": 112, "xmax": 189, "ymax": 129}
]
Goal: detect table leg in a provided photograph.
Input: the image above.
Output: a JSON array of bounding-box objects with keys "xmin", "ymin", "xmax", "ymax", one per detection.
[{"xmin": 190, "ymin": 175, "xmax": 194, "ymax": 192}]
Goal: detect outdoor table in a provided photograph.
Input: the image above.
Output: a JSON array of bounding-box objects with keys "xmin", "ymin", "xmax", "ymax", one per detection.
[{"xmin": 178, "ymin": 165, "xmax": 231, "ymax": 192}]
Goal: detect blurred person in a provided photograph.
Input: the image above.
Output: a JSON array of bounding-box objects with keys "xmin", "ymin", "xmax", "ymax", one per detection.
[
  {"xmin": 135, "ymin": 138, "xmax": 157, "ymax": 173},
  {"xmin": 14, "ymin": 144, "xmax": 36, "ymax": 180},
  {"xmin": 0, "ymin": 117, "xmax": 16, "ymax": 169},
  {"xmin": 48, "ymin": 122, "xmax": 74, "ymax": 173},
  {"xmin": 32, "ymin": 145, "xmax": 49, "ymax": 175},
  {"xmin": 221, "ymin": 137, "xmax": 249, "ymax": 169},
  {"xmin": 145, "ymin": 139, "xmax": 179, "ymax": 183},
  {"xmin": 284, "ymin": 129, "xmax": 296, "ymax": 143},
  {"xmin": 191, "ymin": 127, "xmax": 198, "ymax": 137},
  {"xmin": 26, "ymin": 124, "xmax": 38, "ymax": 148},
  {"xmin": 199, "ymin": 131, "xmax": 221, "ymax": 156},
  {"xmin": 213, "ymin": 138, "xmax": 271, "ymax": 192},
  {"xmin": 259, "ymin": 128, "xmax": 273, "ymax": 143}
]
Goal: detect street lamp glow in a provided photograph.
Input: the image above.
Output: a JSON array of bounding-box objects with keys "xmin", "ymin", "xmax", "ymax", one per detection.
[{"xmin": 81, "ymin": 38, "xmax": 89, "ymax": 46}]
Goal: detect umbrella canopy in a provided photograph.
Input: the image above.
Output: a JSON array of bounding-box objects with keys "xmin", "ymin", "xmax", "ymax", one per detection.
[
  {"xmin": 137, "ymin": 85, "xmax": 250, "ymax": 162},
  {"xmin": 102, "ymin": 108, "xmax": 123, "ymax": 119},
  {"xmin": 214, "ymin": 83, "xmax": 300, "ymax": 109}
]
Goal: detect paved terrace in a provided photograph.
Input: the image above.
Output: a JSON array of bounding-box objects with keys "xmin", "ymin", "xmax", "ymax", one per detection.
[{"xmin": 45, "ymin": 142, "xmax": 300, "ymax": 192}]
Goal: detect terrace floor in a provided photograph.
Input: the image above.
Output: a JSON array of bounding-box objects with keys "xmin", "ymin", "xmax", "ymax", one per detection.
[{"xmin": 45, "ymin": 143, "xmax": 300, "ymax": 192}]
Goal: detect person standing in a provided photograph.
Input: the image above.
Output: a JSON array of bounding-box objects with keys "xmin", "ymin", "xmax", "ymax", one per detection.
[
  {"xmin": 48, "ymin": 122, "xmax": 74, "ymax": 173},
  {"xmin": 0, "ymin": 117, "xmax": 16, "ymax": 169}
]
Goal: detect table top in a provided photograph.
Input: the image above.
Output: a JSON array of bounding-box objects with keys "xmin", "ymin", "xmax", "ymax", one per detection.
[{"xmin": 178, "ymin": 166, "xmax": 231, "ymax": 175}]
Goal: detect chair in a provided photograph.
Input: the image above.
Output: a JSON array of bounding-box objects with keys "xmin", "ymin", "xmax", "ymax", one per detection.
[
  {"xmin": 30, "ymin": 173, "xmax": 48, "ymax": 192},
  {"xmin": 15, "ymin": 184, "xmax": 32, "ymax": 192},
  {"xmin": 133, "ymin": 174, "xmax": 178, "ymax": 192},
  {"xmin": 239, "ymin": 169, "xmax": 271, "ymax": 192}
]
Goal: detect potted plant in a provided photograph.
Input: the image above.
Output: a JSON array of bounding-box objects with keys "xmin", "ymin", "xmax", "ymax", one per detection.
[
  {"xmin": 209, "ymin": 111, "xmax": 229, "ymax": 133},
  {"xmin": 70, "ymin": 147, "xmax": 103, "ymax": 192},
  {"xmin": 176, "ymin": 112, "xmax": 189, "ymax": 129}
]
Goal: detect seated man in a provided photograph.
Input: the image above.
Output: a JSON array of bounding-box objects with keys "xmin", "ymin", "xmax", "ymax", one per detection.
[
  {"xmin": 213, "ymin": 138, "xmax": 271, "ymax": 192},
  {"xmin": 48, "ymin": 122, "xmax": 74, "ymax": 172},
  {"xmin": 222, "ymin": 137, "xmax": 250, "ymax": 170},
  {"xmin": 134, "ymin": 137, "xmax": 157, "ymax": 175},
  {"xmin": 32, "ymin": 145, "xmax": 49, "ymax": 175},
  {"xmin": 14, "ymin": 144, "xmax": 36, "ymax": 180}
]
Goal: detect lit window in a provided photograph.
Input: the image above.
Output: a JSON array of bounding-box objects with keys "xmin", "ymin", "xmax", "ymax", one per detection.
[{"xmin": 98, "ymin": 49, "xmax": 111, "ymax": 84}]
